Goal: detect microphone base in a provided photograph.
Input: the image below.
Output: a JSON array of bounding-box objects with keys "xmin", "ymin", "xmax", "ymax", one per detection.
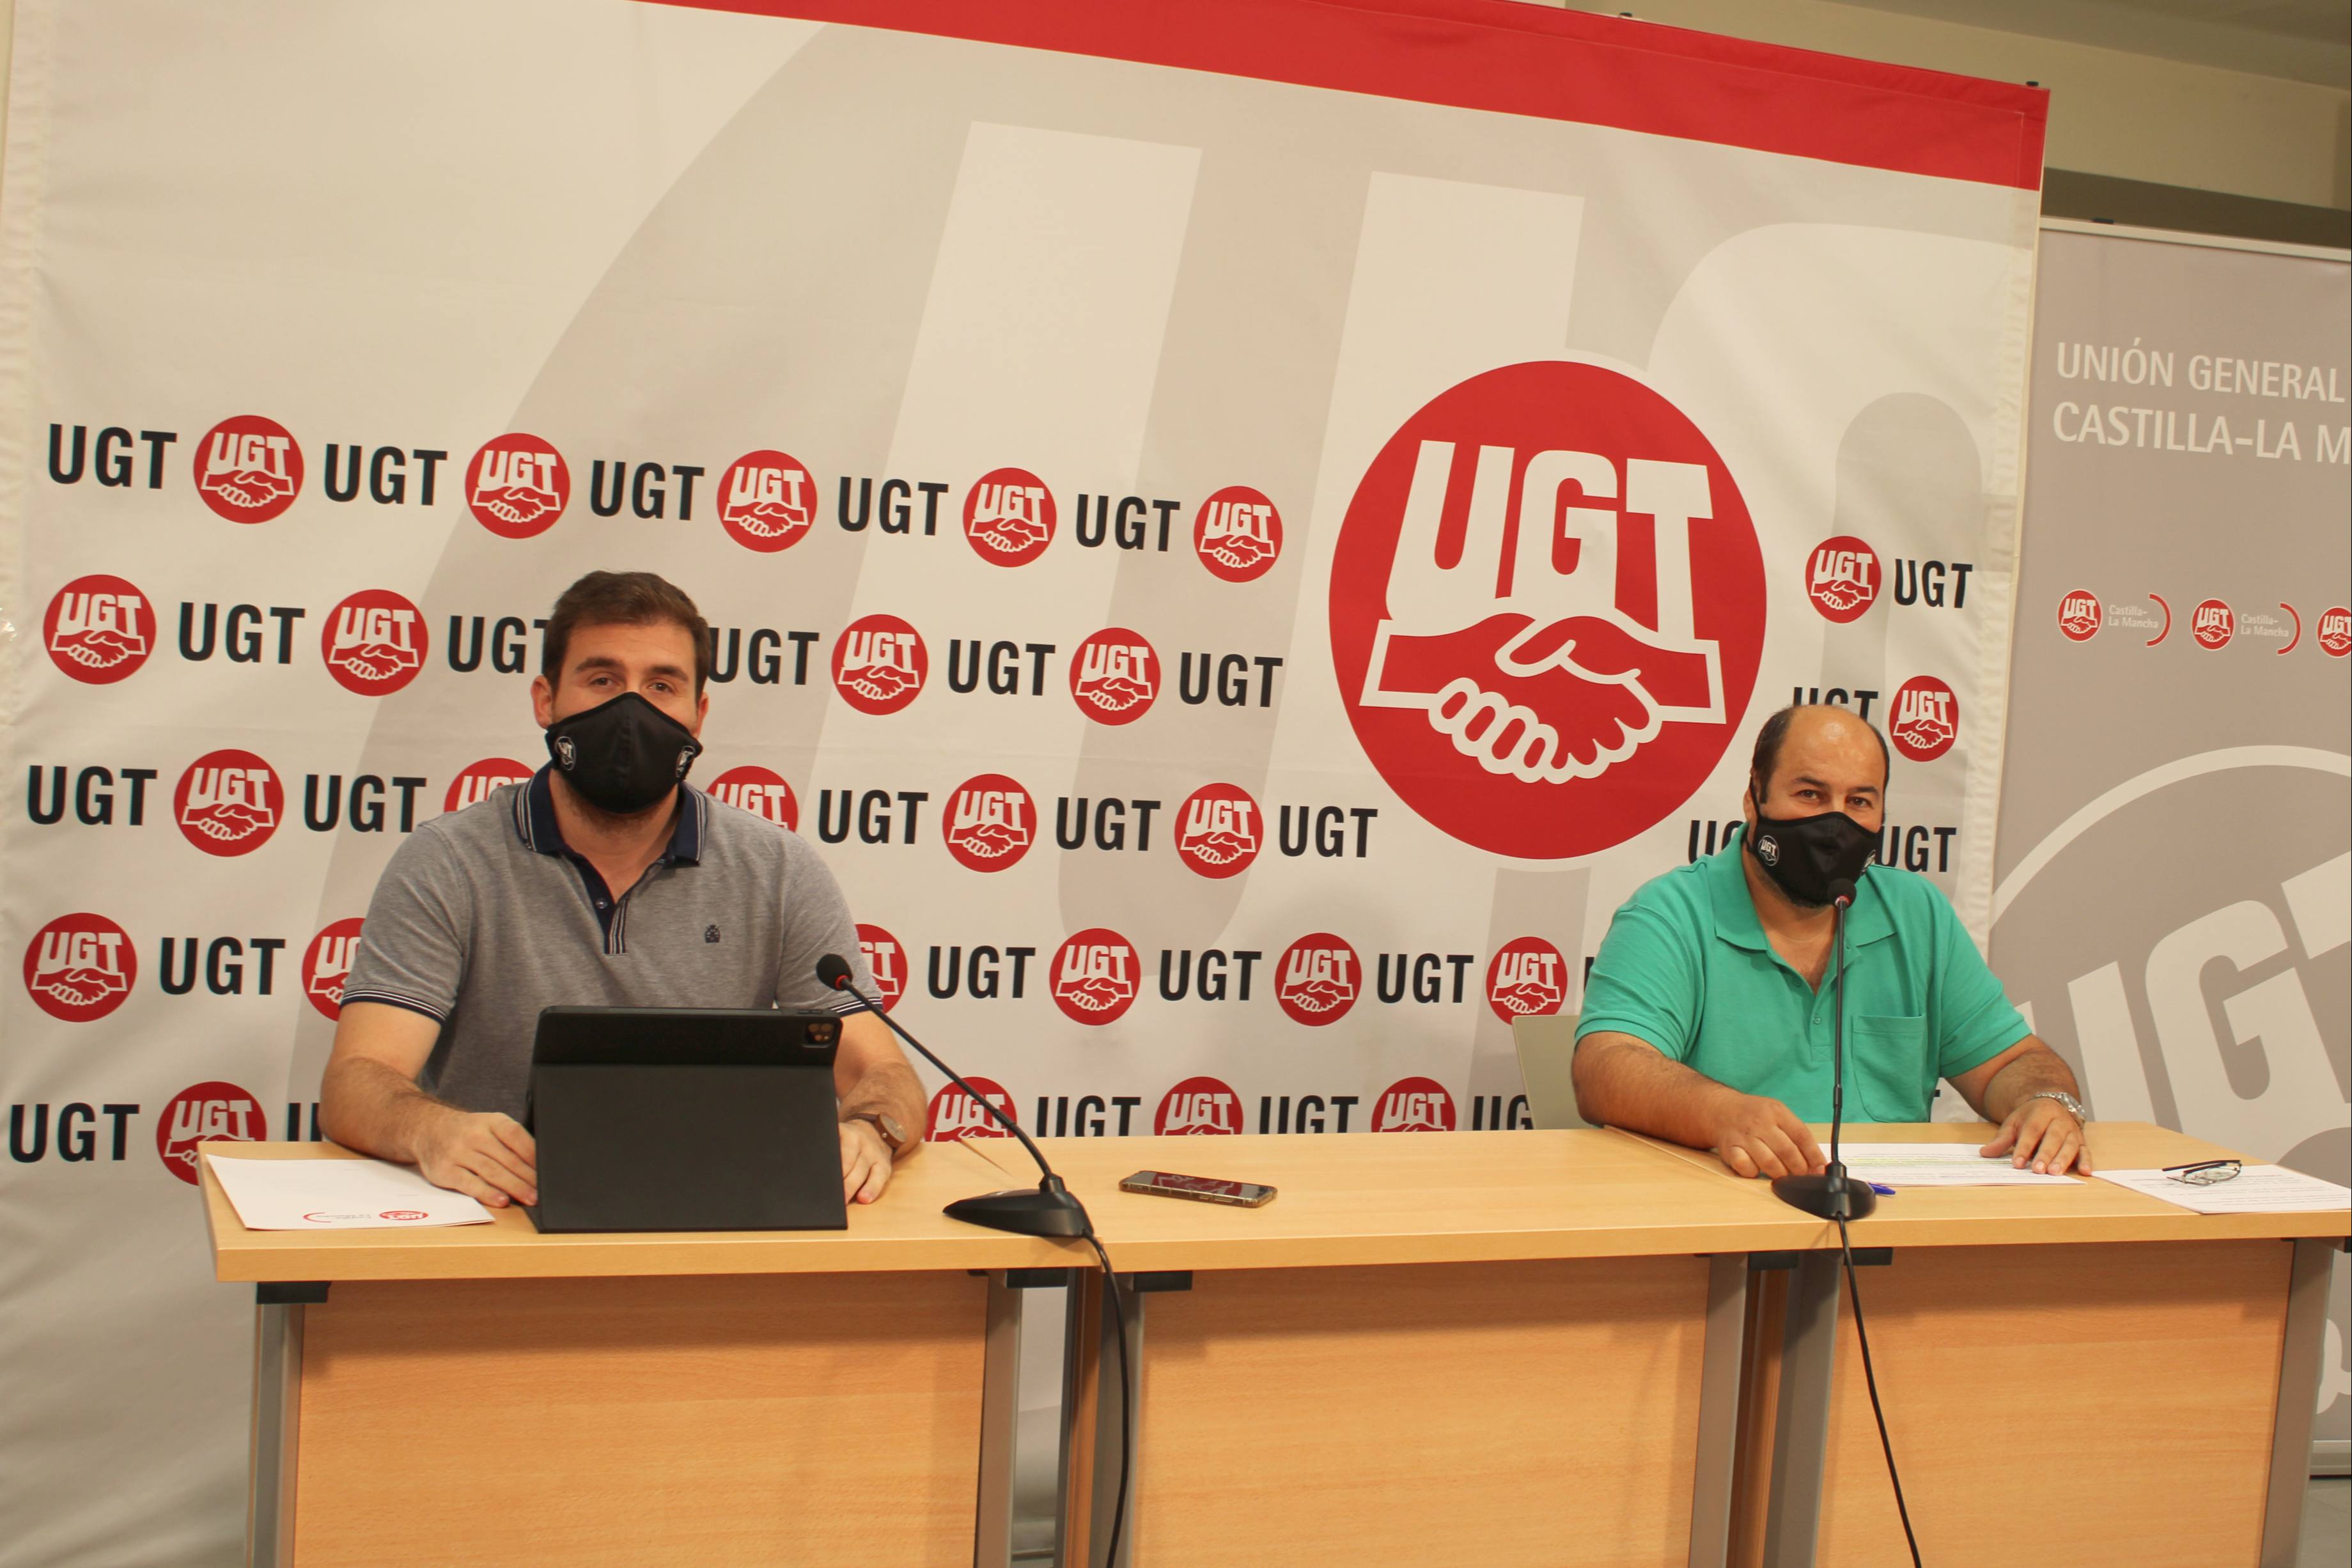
[
  {"xmin": 1771, "ymin": 1165, "xmax": 1878, "ymax": 1222},
  {"xmin": 945, "ymin": 1181, "xmax": 1092, "ymax": 1238}
]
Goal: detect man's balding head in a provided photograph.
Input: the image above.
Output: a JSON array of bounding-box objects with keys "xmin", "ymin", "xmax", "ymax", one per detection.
[{"xmin": 1745, "ymin": 705, "xmax": 1889, "ymax": 830}]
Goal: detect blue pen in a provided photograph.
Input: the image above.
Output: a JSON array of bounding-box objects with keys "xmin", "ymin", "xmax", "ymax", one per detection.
[{"xmin": 1867, "ymin": 1182, "xmax": 1897, "ymax": 1196}]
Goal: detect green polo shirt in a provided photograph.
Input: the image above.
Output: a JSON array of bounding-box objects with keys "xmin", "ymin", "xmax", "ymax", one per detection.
[{"xmin": 1575, "ymin": 827, "xmax": 2029, "ymax": 1121}]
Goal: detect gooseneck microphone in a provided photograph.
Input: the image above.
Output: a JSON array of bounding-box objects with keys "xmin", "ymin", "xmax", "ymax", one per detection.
[
  {"xmin": 816, "ymin": 953, "xmax": 1089, "ymax": 1236},
  {"xmin": 1770, "ymin": 876, "xmax": 1877, "ymax": 1222}
]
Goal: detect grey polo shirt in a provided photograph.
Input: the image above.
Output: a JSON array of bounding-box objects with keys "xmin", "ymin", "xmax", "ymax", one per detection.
[{"xmin": 340, "ymin": 768, "xmax": 875, "ymax": 1122}]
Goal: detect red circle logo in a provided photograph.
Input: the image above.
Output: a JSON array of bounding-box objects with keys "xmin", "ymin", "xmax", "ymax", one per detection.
[
  {"xmin": 1155, "ymin": 1075, "xmax": 1243, "ymax": 1135},
  {"xmin": 193, "ymin": 415, "xmax": 303, "ymax": 523},
  {"xmin": 1330, "ymin": 362, "xmax": 1764, "ymax": 860},
  {"xmin": 717, "ymin": 449, "xmax": 818, "ymax": 553},
  {"xmin": 444, "ymin": 757, "xmax": 536, "ymax": 814},
  {"xmin": 23, "ymin": 912, "xmax": 137, "ymax": 1022},
  {"xmin": 301, "ymin": 917, "xmax": 366, "ymax": 1021},
  {"xmin": 943, "ymin": 773, "xmax": 1036, "ymax": 872},
  {"xmin": 43, "ymin": 575, "xmax": 157, "ymax": 684},
  {"xmin": 1173, "ymin": 783, "xmax": 1262, "ymax": 879},
  {"xmin": 926, "ymin": 1076, "xmax": 1018, "ymax": 1142},
  {"xmin": 1050, "ymin": 929, "xmax": 1141, "ymax": 1025},
  {"xmin": 1070, "ymin": 628, "xmax": 1159, "ymax": 726},
  {"xmin": 963, "ymin": 467, "xmax": 1055, "ymax": 566},
  {"xmin": 2318, "ymin": 607, "xmax": 2351, "ymax": 658},
  {"xmin": 706, "ymin": 765, "xmax": 798, "ymax": 831},
  {"xmin": 1888, "ymin": 677, "xmax": 1959, "ymax": 763},
  {"xmin": 2057, "ymin": 590, "xmax": 2103, "ymax": 643},
  {"xmin": 831, "ymin": 614, "xmax": 928, "ymax": 715},
  {"xmin": 1485, "ymin": 937, "xmax": 1569, "ymax": 1023},
  {"xmin": 1371, "ymin": 1076, "xmax": 1458, "ymax": 1133},
  {"xmin": 1194, "ymin": 486, "xmax": 1282, "ymax": 583},
  {"xmin": 1275, "ymin": 933, "xmax": 1360, "ymax": 1026},
  {"xmin": 855, "ymin": 923, "xmax": 908, "ymax": 1013},
  {"xmin": 1804, "ymin": 536, "xmax": 1880, "ymax": 623},
  {"xmin": 157, "ymin": 1081, "xmax": 264, "ymax": 1183},
  {"xmin": 2192, "ymin": 598, "xmax": 2235, "ymax": 651},
  {"xmin": 465, "ymin": 433, "xmax": 570, "ymax": 538},
  {"xmin": 321, "ymin": 589, "xmax": 429, "ymax": 695},
  {"xmin": 174, "ymin": 749, "xmax": 285, "ymax": 855}
]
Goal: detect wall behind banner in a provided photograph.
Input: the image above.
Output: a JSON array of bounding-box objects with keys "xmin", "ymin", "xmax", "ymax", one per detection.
[
  {"xmin": 0, "ymin": 1, "xmax": 2046, "ymax": 1564},
  {"xmin": 1993, "ymin": 222, "xmax": 2351, "ymax": 1455}
]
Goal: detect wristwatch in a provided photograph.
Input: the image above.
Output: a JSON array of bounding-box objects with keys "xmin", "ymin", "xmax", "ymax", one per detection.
[
  {"xmin": 847, "ymin": 1111, "xmax": 910, "ymax": 1154},
  {"xmin": 2021, "ymin": 1090, "xmax": 2087, "ymax": 1121}
]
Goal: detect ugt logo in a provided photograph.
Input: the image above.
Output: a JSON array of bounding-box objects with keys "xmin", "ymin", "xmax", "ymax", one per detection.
[
  {"xmin": 1174, "ymin": 782, "xmax": 1261, "ymax": 880},
  {"xmin": 23, "ymin": 912, "xmax": 137, "ymax": 1022},
  {"xmin": 44, "ymin": 575, "xmax": 156, "ymax": 685},
  {"xmin": 706, "ymin": 765, "xmax": 798, "ymax": 831},
  {"xmin": 2319, "ymin": 606, "xmax": 2351, "ymax": 658},
  {"xmin": 1194, "ymin": 486, "xmax": 1282, "ymax": 584},
  {"xmin": 718, "ymin": 449, "xmax": 818, "ymax": 553},
  {"xmin": 963, "ymin": 467, "xmax": 1055, "ymax": 567},
  {"xmin": 1070, "ymin": 629, "xmax": 1158, "ymax": 725},
  {"xmin": 444, "ymin": 757, "xmax": 535, "ymax": 813},
  {"xmin": 855, "ymin": 922, "xmax": 907, "ymax": 1012},
  {"xmin": 1050, "ymin": 928, "xmax": 1140, "ymax": 1025},
  {"xmin": 302, "ymin": 917, "xmax": 365, "ymax": 1021},
  {"xmin": 1275, "ymin": 933, "xmax": 1359, "ymax": 1027},
  {"xmin": 2057, "ymin": 590, "xmax": 2103, "ymax": 643},
  {"xmin": 193, "ymin": 415, "xmax": 303, "ymax": 523},
  {"xmin": 1331, "ymin": 362, "xmax": 1764, "ymax": 859},
  {"xmin": 1485, "ymin": 937, "xmax": 1568, "ymax": 1023},
  {"xmin": 943, "ymin": 773, "xmax": 1035, "ymax": 873},
  {"xmin": 1889, "ymin": 676, "xmax": 1959, "ymax": 763},
  {"xmin": 1371, "ymin": 1076, "xmax": 1457, "ymax": 1133},
  {"xmin": 831, "ymin": 614, "xmax": 928, "ymax": 716},
  {"xmin": 322, "ymin": 589, "xmax": 428, "ymax": 695},
  {"xmin": 1156, "ymin": 1075, "xmax": 1243, "ymax": 1135},
  {"xmin": 1805, "ymin": 537, "xmax": 1880, "ymax": 623},
  {"xmin": 156, "ymin": 1081, "xmax": 262, "ymax": 1184},
  {"xmin": 175, "ymin": 749, "xmax": 284, "ymax": 855},
  {"xmin": 465, "ymin": 433, "xmax": 570, "ymax": 539},
  {"xmin": 926, "ymin": 1076, "xmax": 1018, "ymax": 1142},
  {"xmin": 2192, "ymin": 598, "xmax": 2235, "ymax": 651}
]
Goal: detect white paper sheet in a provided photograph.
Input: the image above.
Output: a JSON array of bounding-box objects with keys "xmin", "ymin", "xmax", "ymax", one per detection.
[
  {"xmin": 1834, "ymin": 1142, "xmax": 2080, "ymax": 1188},
  {"xmin": 2094, "ymin": 1166, "xmax": 2352, "ymax": 1216},
  {"xmin": 205, "ymin": 1150, "xmax": 493, "ymax": 1230}
]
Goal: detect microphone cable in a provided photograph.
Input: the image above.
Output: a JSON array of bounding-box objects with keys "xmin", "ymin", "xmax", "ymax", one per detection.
[
  {"xmin": 1836, "ymin": 1212, "xmax": 1921, "ymax": 1567},
  {"xmin": 1080, "ymin": 1230, "xmax": 1133, "ymax": 1568}
]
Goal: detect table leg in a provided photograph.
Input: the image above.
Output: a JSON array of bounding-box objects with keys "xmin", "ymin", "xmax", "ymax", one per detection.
[
  {"xmin": 247, "ymin": 1295, "xmax": 305, "ymax": 1568},
  {"xmin": 976, "ymin": 1273, "xmax": 1024, "ymax": 1568},
  {"xmin": 1086, "ymin": 1280, "xmax": 1148, "ymax": 1568},
  {"xmin": 1690, "ymin": 1254, "xmax": 1752, "ymax": 1568},
  {"xmin": 1763, "ymin": 1251, "xmax": 1841, "ymax": 1568},
  {"xmin": 2259, "ymin": 1238, "xmax": 2340, "ymax": 1568}
]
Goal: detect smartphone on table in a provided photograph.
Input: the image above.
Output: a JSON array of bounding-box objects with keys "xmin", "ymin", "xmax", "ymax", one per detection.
[{"xmin": 1119, "ymin": 1170, "xmax": 1277, "ymax": 1207}]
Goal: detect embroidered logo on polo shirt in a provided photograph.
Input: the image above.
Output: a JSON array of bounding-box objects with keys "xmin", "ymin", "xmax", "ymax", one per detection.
[{"xmin": 704, "ymin": 925, "xmax": 720, "ymax": 943}]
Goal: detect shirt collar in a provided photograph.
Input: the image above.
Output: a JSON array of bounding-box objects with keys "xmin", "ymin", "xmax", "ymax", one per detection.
[
  {"xmin": 517, "ymin": 766, "xmax": 703, "ymax": 866},
  {"xmin": 1709, "ymin": 824, "xmax": 1892, "ymax": 950}
]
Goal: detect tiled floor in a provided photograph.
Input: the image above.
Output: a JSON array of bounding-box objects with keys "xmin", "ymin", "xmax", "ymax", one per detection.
[{"xmin": 2304, "ymin": 1477, "xmax": 2349, "ymax": 1567}]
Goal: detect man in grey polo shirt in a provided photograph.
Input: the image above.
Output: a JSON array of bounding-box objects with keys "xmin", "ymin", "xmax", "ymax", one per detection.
[{"xmin": 321, "ymin": 570, "xmax": 926, "ymax": 1209}]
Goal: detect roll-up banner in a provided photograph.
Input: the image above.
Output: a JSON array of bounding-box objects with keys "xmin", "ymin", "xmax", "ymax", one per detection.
[
  {"xmin": 0, "ymin": 1, "xmax": 2043, "ymax": 1557},
  {"xmin": 1994, "ymin": 220, "xmax": 2351, "ymax": 1460}
]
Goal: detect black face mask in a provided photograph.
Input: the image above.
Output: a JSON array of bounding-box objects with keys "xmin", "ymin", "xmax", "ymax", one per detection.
[
  {"xmin": 544, "ymin": 692, "xmax": 702, "ymax": 816},
  {"xmin": 1745, "ymin": 789, "xmax": 1878, "ymax": 908}
]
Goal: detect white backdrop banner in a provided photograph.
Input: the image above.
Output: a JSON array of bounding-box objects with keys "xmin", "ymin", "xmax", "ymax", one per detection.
[{"xmin": 0, "ymin": 1, "xmax": 2044, "ymax": 1560}]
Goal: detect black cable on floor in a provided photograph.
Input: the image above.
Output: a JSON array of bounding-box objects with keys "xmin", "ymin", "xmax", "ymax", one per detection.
[
  {"xmin": 1838, "ymin": 1213, "xmax": 1922, "ymax": 1568},
  {"xmin": 1082, "ymin": 1230, "xmax": 1133, "ymax": 1568}
]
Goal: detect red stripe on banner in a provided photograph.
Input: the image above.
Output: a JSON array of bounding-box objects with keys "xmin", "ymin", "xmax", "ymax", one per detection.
[{"xmin": 644, "ymin": 0, "xmax": 2048, "ymax": 190}]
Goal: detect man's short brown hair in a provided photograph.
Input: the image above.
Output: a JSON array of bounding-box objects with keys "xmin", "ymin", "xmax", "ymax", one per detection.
[{"xmin": 541, "ymin": 571, "xmax": 712, "ymax": 692}]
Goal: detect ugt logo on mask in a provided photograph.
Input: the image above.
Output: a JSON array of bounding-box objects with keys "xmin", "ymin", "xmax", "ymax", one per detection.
[{"xmin": 1330, "ymin": 362, "xmax": 1764, "ymax": 860}]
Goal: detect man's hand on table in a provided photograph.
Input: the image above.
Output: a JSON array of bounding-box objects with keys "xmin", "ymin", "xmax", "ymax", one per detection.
[
  {"xmin": 1981, "ymin": 1096, "xmax": 2091, "ymax": 1175},
  {"xmin": 840, "ymin": 1119, "xmax": 894, "ymax": 1205},
  {"xmin": 416, "ymin": 1110, "xmax": 538, "ymax": 1207},
  {"xmin": 1709, "ymin": 1089, "xmax": 1827, "ymax": 1179}
]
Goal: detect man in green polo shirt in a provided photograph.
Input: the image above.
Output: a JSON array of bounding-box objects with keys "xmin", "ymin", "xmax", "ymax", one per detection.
[{"xmin": 1573, "ymin": 704, "xmax": 2089, "ymax": 1180}]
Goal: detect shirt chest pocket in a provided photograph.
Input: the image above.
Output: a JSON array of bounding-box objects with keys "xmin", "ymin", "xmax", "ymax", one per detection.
[{"xmin": 1846, "ymin": 1013, "xmax": 1931, "ymax": 1122}]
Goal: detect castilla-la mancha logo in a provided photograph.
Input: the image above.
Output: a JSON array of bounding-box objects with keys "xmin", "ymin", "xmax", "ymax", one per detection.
[
  {"xmin": 23, "ymin": 913, "xmax": 136, "ymax": 1023},
  {"xmin": 706, "ymin": 765, "xmax": 798, "ymax": 831},
  {"xmin": 193, "ymin": 415, "xmax": 303, "ymax": 523},
  {"xmin": 1174, "ymin": 783, "xmax": 1261, "ymax": 879},
  {"xmin": 444, "ymin": 757, "xmax": 534, "ymax": 813},
  {"xmin": 1371, "ymin": 1075, "xmax": 1457, "ymax": 1133},
  {"xmin": 831, "ymin": 614, "xmax": 928, "ymax": 716},
  {"xmin": 2192, "ymin": 598, "xmax": 2235, "ymax": 651},
  {"xmin": 1070, "ymin": 629, "xmax": 1158, "ymax": 726},
  {"xmin": 926, "ymin": 1076, "xmax": 1018, "ymax": 1142},
  {"xmin": 943, "ymin": 773, "xmax": 1036, "ymax": 873},
  {"xmin": 322, "ymin": 589, "xmax": 428, "ymax": 695},
  {"xmin": 1889, "ymin": 677, "xmax": 1959, "ymax": 763},
  {"xmin": 175, "ymin": 749, "xmax": 284, "ymax": 855},
  {"xmin": 44, "ymin": 575, "xmax": 157, "ymax": 685},
  {"xmin": 1331, "ymin": 361, "xmax": 1764, "ymax": 859},
  {"xmin": 1157, "ymin": 1075, "xmax": 1243, "ymax": 1135},
  {"xmin": 1486, "ymin": 937, "xmax": 1568, "ymax": 1023},
  {"xmin": 1805, "ymin": 536, "xmax": 1880, "ymax": 623},
  {"xmin": 963, "ymin": 467, "xmax": 1055, "ymax": 567},
  {"xmin": 157, "ymin": 1081, "xmax": 262, "ymax": 1184},
  {"xmin": 2057, "ymin": 589, "xmax": 2103, "ymax": 643},
  {"xmin": 2319, "ymin": 606, "xmax": 2352, "ymax": 658},
  {"xmin": 855, "ymin": 923, "xmax": 907, "ymax": 1012},
  {"xmin": 465, "ymin": 433, "xmax": 570, "ymax": 539},
  {"xmin": 1194, "ymin": 486, "xmax": 1282, "ymax": 584},
  {"xmin": 1051, "ymin": 929, "xmax": 1141, "ymax": 1025},
  {"xmin": 302, "ymin": 917, "xmax": 365, "ymax": 1021},
  {"xmin": 717, "ymin": 449, "xmax": 818, "ymax": 554},
  {"xmin": 1275, "ymin": 933, "xmax": 1360, "ymax": 1026}
]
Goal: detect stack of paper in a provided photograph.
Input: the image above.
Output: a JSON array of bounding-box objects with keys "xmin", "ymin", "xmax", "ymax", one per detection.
[
  {"xmin": 2094, "ymin": 1166, "xmax": 2352, "ymax": 1216},
  {"xmin": 1834, "ymin": 1142, "xmax": 2078, "ymax": 1188},
  {"xmin": 205, "ymin": 1149, "xmax": 493, "ymax": 1230}
]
